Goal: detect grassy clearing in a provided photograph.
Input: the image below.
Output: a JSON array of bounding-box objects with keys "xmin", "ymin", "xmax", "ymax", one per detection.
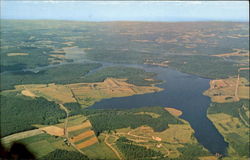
[
  {"xmin": 26, "ymin": 140, "xmax": 55, "ymax": 158},
  {"xmin": 119, "ymin": 123, "xmax": 195, "ymax": 144},
  {"xmin": 65, "ymin": 115, "xmax": 88, "ymax": 127},
  {"xmin": 67, "ymin": 120, "xmax": 91, "ymax": 132},
  {"xmin": 134, "ymin": 112, "xmax": 161, "ymax": 118},
  {"xmin": 238, "ymin": 86, "xmax": 250, "ymax": 99},
  {"xmin": 112, "ymin": 120, "xmax": 197, "ymax": 158},
  {"xmin": 82, "ymin": 134, "xmax": 118, "ymax": 160},
  {"xmin": 208, "ymin": 113, "xmax": 249, "ymax": 158}
]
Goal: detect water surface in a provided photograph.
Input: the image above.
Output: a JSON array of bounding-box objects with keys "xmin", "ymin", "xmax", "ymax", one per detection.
[{"xmin": 90, "ymin": 65, "xmax": 228, "ymax": 155}]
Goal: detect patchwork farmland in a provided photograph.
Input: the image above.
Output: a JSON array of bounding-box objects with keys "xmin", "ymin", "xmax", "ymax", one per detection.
[{"xmin": 67, "ymin": 118, "xmax": 99, "ymax": 151}]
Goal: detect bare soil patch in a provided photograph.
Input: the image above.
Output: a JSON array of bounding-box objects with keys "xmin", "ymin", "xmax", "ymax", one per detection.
[
  {"xmin": 212, "ymin": 49, "xmax": 249, "ymax": 57},
  {"xmin": 40, "ymin": 126, "xmax": 64, "ymax": 137},
  {"xmin": 165, "ymin": 108, "xmax": 183, "ymax": 117},
  {"xmin": 70, "ymin": 130, "xmax": 95, "ymax": 143},
  {"xmin": 21, "ymin": 90, "xmax": 37, "ymax": 98},
  {"xmin": 15, "ymin": 84, "xmax": 76, "ymax": 104},
  {"xmin": 7, "ymin": 53, "xmax": 29, "ymax": 56},
  {"xmin": 199, "ymin": 156, "xmax": 218, "ymax": 160},
  {"xmin": 76, "ymin": 137, "xmax": 99, "ymax": 149},
  {"xmin": 49, "ymin": 54, "xmax": 65, "ymax": 58}
]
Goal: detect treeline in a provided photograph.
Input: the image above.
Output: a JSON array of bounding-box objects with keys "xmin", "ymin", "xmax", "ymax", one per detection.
[
  {"xmin": 39, "ymin": 150, "xmax": 91, "ymax": 160},
  {"xmin": 81, "ymin": 106, "xmax": 182, "ymax": 135},
  {"xmin": 82, "ymin": 66, "xmax": 162, "ymax": 86},
  {"xmin": 208, "ymin": 100, "xmax": 249, "ymax": 157},
  {"xmin": 0, "ymin": 47, "xmax": 52, "ymax": 72},
  {"xmin": 0, "ymin": 63, "xmax": 102, "ymax": 90},
  {"xmin": 64, "ymin": 102, "xmax": 82, "ymax": 116},
  {"xmin": 208, "ymin": 100, "xmax": 249, "ymax": 119},
  {"xmin": 166, "ymin": 55, "xmax": 238, "ymax": 79},
  {"xmin": 175, "ymin": 144, "xmax": 211, "ymax": 160},
  {"xmin": 0, "ymin": 93, "xmax": 66, "ymax": 137},
  {"xmin": 240, "ymin": 70, "xmax": 250, "ymax": 81},
  {"xmin": 116, "ymin": 137, "xmax": 165, "ymax": 160}
]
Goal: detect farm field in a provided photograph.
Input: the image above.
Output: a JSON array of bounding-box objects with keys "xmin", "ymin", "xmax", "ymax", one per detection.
[
  {"xmin": 8, "ymin": 78, "xmax": 162, "ymax": 107},
  {"xmin": 2, "ymin": 133, "xmax": 76, "ymax": 159},
  {"xmin": 204, "ymin": 77, "xmax": 249, "ymax": 103}
]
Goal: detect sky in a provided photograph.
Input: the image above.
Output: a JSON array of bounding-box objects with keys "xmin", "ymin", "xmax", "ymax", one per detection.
[{"xmin": 1, "ymin": 1, "xmax": 249, "ymax": 22}]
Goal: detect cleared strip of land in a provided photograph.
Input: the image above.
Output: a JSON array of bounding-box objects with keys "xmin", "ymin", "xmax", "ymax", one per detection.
[
  {"xmin": 1, "ymin": 129, "xmax": 43, "ymax": 144},
  {"xmin": 76, "ymin": 137, "xmax": 99, "ymax": 149},
  {"xmin": 7, "ymin": 53, "xmax": 29, "ymax": 56},
  {"xmin": 40, "ymin": 126, "xmax": 64, "ymax": 137},
  {"xmin": 70, "ymin": 130, "xmax": 95, "ymax": 143}
]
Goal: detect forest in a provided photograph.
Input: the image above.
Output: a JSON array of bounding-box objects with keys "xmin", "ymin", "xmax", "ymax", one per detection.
[
  {"xmin": 39, "ymin": 150, "xmax": 91, "ymax": 160},
  {"xmin": 0, "ymin": 92, "xmax": 66, "ymax": 136},
  {"xmin": 175, "ymin": 144, "xmax": 211, "ymax": 160},
  {"xmin": 1, "ymin": 20, "xmax": 249, "ymax": 80},
  {"xmin": 0, "ymin": 63, "xmax": 101, "ymax": 90},
  {"xmin": 116, "ymin": 137, "xmax": 165, "ymax": 160},
  {"xmin": 208, "ymin": 100, "xmax": 249, "ymax": 157},
  {"xmin": 208, "ymin": 100, "xmax": 249, "ymax": 119},
  {"xmin": 81, "ymin": 107, "xmax": 182, "ymax": 135},
  {"xmin": 82, "ymin": 66, "xmax": 162, "ymax": 86}
]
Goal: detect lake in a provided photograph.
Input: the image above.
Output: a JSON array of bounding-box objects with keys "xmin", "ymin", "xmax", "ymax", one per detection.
[{"xmin": 90, "ymin": 64, "xmax": 229, "ymax": 155}]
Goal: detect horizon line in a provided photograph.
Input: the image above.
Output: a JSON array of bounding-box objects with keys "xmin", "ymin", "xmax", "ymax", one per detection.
[{"xmin": 1, "ymin": 18, "xmax": 249, "ymax": 23}]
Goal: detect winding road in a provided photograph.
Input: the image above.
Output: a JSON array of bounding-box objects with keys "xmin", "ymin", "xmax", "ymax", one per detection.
[{"xmin": 104, "ymin": 134, "xmax": 124, "ymax": 160}]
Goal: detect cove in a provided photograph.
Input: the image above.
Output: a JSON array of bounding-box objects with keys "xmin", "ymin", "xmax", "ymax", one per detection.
[{"xmin": 90, "ymin": 64, "xmax": 228, "ymax": 155}]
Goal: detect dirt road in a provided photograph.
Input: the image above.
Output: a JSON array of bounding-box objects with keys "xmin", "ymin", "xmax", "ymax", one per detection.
[{"xmin": 104, "ymin": 134, "xmax": 124, "ymax": 160}]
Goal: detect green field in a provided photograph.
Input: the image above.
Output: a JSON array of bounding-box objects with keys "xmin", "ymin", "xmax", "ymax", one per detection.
[{"xmin": 208, "ymin": 100, "xmax": 249, "ymax": 159}]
